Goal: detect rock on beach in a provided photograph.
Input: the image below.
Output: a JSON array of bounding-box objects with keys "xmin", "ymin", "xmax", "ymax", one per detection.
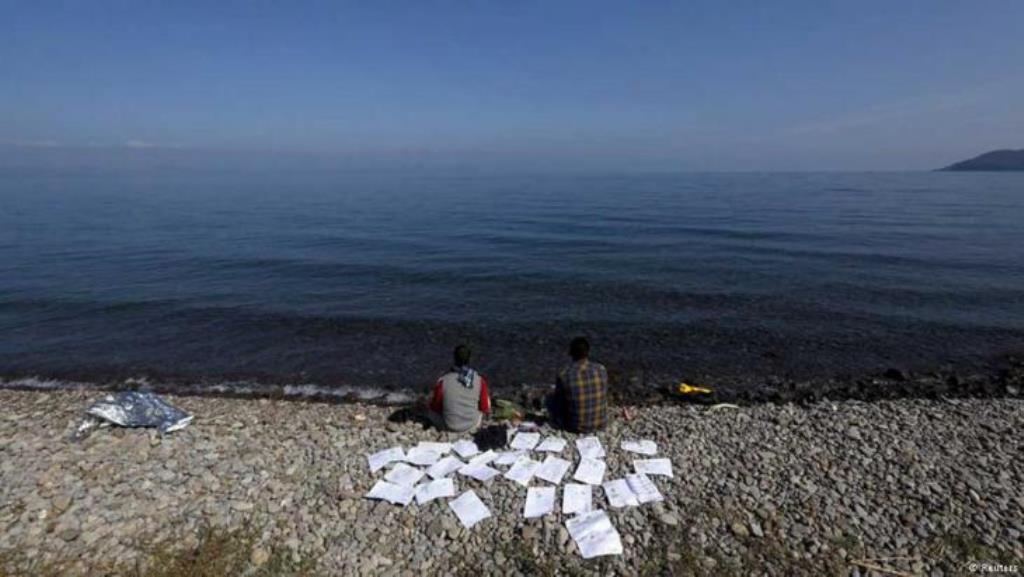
[{"xmin": 0, "ymin": 389, "xmax": 1021, "ymax": 576}]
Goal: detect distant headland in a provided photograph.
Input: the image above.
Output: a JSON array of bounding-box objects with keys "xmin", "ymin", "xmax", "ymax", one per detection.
[{"xmin": 940, "ymin": 149, "xmax": 1024, "ymax": 171}]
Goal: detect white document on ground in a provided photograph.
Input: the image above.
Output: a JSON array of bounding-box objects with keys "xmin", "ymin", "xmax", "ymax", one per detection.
[
  {"xmin": 566, "ymin": 509, "xmax": 623, "ymax": 559},
  {"xmin": 573, "ymin": 457, "xmax": 606, "ymax": 485},
  {"xmin": 426, "ymin": 456, "xmax": 465, "ymax": 480},
  {"xmin": 414, "ymin": 478, "xmax": 456, "ymax": 505},
  {"xmin": 404, "ymin": 446, "xmax": 442, "ymax": 466},
  {"xmin": 633, "ymin": 458, "xmax": 674, "ymax": 478},
  {"xmin": 384, "ymin": 463, "xmax": 425, "ymax": 488},
  {"xmin": 504, "ymin": 457, "xmax": 541, "ymax": 486},
  {"xmin": 452, "ymin": 439, "xmax": 480, "ymax": 458},
  {"xmin": 626, "ymin": 472, "xmax": 663, "ymax": 504},
  {"xmin": 494, "ymin": 450, "xmax": 526, "ymax": 466},
  {"xmin": 535, "ymin": 455, "xmax": 571, "ymax": 485},
  {"xmin": 365, "ymin": 480, "xmax": 415, "ymax": 506},
  {"xmin": 575, "ymin": 436, "xmax": 606, "ymax": 459},
  {"xmin": 536, "ymin": 436, "xmax": 567, "ymax": 453},
  {"xmin": 458, "ymin": 462, "xmax": 501, "ymax": 482},
  {"xmin": 416, "ymin": 441, "xmax": 452, "ymax": 454},
  {"xmin": 509, "ymin": 432, "xmax": 541, "ymax": 451},
  {"xmin": 367, "ymin": 446, "xmax": 405, "ymax": 473},
  {"xmin": 449, "ymin": 490, "xmax": 491, "ymax": 529},
  {"xmin": 620, "ymin": 439, "xmax": 658, "ymax": 456},
  {"xmin": 467, "ymin": 450, "xmax": 498, "ymax": 467},
  {"xmin": 524, "ymin": 486, "xmax": 556, "ymax": 518},
  {"xmin": 562, "ymin": 483, "xmax": 593, "ymax": 515},
  {"xmin": 602, "ymin": 479, "xmax": 640, "ymax": 508}
]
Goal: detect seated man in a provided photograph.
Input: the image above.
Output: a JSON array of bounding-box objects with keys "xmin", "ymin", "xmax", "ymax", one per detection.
[
  {"xmin": 426, "ymin": 344, "xmax": 491, "ymax": 432},
  {"xmin": 550, "ymin": 336, "xmax": 608, "ymax": 433}
]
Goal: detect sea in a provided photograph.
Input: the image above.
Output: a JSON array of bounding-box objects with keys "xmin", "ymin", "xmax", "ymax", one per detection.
[{"xmin": 2, "ymin": 169, "xmax": 1022, "ymax": 399}]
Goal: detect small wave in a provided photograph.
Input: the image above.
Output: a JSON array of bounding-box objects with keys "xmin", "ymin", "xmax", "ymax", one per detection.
[
  {"xmin": 0, "ymin": 375, "xmax": 415, "ymax": 405},
  {"xmin": 0, "ymin": 376, "xmax": 96, "ymax": 390}
]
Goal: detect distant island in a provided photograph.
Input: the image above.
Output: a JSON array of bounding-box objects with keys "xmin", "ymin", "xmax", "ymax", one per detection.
[{"xmin": 940, "ymin": 149, "xmax": 1024, "ymax": 171}]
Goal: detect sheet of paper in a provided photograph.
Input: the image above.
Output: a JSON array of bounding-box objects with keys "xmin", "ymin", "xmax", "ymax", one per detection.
[
  {"xmin": 365, "ymin": 480, "xmax": 415, "ymax": 506},
  {"xmin": 562, "ymin": 483, "xmax": 593, "ymax": 515},
  {"xmin": 535, "ymin": 455, "xmax": 571, "ymax": 485},
  {"xmin": 504, "ymin": 457, "xmax": 541, "ymax": 486},
  {"xmin": 467, "ymin": 450, "xmax": 498, "ymax": 467},
  {"xmin": 452, "ymin": 439, "xmax": 480, "ymax": 458},
  {"xmin": 384, "ymin": 463, "xmax": 425, "ymax": 487},
  {"xmin": 620, "ymin": 439, "xmax": 658, "ymax": 456},
  {"xmin": 426, "ymin": 455, "xmax": 465, "ymax": 479},
  {"xmin": 523, "ymin": 486, "xmax": 556, "ymax": 518},
  {"xmin": 414, "ymin": 478, "xmax": 456, "ymax": 505},
  {"xmin": 448, "ymin": 490, "xmax": 491, "ymax": 529},
  {"xmin": 626, "ymin": 472, "xmax": 664, "ymax": 504},
  {"xmin": 536, "ymin": 436, "xmax": 567, "ymax": 453},
  {"xmin": 602, "ymin": 479, "xmax": 640, "ymax": 508},
  {"xmin": 633, "ymin": 458, "xmax": 674, "ymax": 478},
  {"xmin": 416, "ymin": 441, "xmax": 452, "ymax": 454},
  {"xmin": 494, "ymin": 450, "xmax": 526, "ymax": 466},
  {"xmin": 367, "ymin": 446, "xmax": 405, "ymax": 473},
  {"xmin": 572, "ymin": 457, "xmax": 606, "ymax": 485},
  {"xmin": 565, "ymin": 509, "xmax": 623, "ymax": 559},
  {"xmin": 458, "ymin": 463, "xmax": 501, "ymax": 482},
  {"xmin": 509, "ymin": 432, "xmax": 541, "ymax": 451},
  {"xmin": 404, "ymin": 446, "xmax": 442, "ymax": 466},
  {"xmin": 575, "ymin": 436, "xmax": 606, "ymax": 459}
]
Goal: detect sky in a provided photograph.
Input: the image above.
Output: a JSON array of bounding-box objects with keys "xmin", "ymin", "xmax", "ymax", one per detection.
[{"xmin": 3, "ymin": 1, "xmax": 1023, "ymax": 171}]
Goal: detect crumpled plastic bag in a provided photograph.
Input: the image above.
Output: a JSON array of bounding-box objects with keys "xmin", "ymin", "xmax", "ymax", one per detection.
[{"xmin": 74, "ymin": 391, "xmax": 193, "ymax": 439}]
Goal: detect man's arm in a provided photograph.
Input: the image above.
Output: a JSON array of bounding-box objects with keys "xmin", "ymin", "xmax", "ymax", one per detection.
[
  {"xmin": 429, "ymin": 379, "xmax": 444, "ymax": 413},
  {"xmin": 478, "ymin": 376, "xmax": 491, "ymax": 414}
]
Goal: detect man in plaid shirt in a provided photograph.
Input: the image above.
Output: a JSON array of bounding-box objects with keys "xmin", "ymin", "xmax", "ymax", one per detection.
[{"xmin": 551, "ymin": 337, "xmax": 608, "ymax": 433}]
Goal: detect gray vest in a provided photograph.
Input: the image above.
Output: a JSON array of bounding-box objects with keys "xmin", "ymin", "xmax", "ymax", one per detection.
[{"xmin": 440, "ymin": 370, "xmax": 483, "ymax": 433}]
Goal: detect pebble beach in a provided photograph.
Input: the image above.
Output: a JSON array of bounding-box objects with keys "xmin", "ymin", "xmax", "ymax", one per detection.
[{"xmin": 1, "ymin": 388, "xmax": 1022, "ymax": 576}]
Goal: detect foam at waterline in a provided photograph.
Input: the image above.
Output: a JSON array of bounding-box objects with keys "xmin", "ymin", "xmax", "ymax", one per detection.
[
  {"xmin": 0, "ymin": 375, "xmax": 415, "ymax": 405},
  {"xmin": 0, "ymin": 376, "xmax": 95, "ymax": 390}
]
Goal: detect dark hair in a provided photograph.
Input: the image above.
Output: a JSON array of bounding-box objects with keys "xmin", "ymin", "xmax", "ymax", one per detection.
[
  {"xmin": 569, "ymin": 337, "xmax": 590, "ymax": 361},
  {"xmin": 453, "ymin": 344, "xmax": 472, "ymax": 367}
]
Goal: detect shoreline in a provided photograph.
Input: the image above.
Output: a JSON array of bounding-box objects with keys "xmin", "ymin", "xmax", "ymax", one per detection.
[
  {"xmin": 1, "ymin": 388, "xmax": 1022, "ymax": 576},
  {"xmin": 2, "ymin": 353, "xmax": 1021, "ymax": 409}
]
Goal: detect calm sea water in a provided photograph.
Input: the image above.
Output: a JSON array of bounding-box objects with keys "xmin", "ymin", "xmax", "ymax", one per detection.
[{"xmin": 1, "ymin": 169, "xmax": 1022, "ymax": 393}]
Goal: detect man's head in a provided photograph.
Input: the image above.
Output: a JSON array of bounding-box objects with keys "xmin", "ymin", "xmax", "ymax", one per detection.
[
  {"xmin": 569, "ymin": 337, "xmax": 590, "ymax": 361},
  {"xmin": 453, "ymin": 344, "xmax": 472, "ymax": 367}
]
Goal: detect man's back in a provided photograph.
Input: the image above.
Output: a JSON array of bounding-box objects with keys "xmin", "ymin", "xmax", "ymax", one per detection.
[
  {"xmin": 555, "ymin": 359, "xmax": 608, "ymax": 433},
  {"xmin": 431, "ymin": 368, "xmax": 490, "ymax": 433}
]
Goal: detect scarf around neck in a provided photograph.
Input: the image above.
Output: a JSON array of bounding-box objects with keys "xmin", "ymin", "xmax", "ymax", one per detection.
[{"xmin": 453, "ymin": 365, "xmax": 476, "ymax": 388}]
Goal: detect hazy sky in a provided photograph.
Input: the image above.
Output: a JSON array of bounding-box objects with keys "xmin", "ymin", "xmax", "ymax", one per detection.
[{"xmin": 3, "ymin": 1, "xmax": 1023, "ymax": 171}]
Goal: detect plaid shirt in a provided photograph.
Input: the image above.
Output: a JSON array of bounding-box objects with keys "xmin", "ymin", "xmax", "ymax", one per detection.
[{"xmin": 556, "ymin": 359, "xmax": 608, "ymax": 433}]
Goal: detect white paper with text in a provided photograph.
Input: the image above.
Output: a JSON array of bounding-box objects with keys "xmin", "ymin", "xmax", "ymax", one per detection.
[
  {"xmin": 575, "ymin": 436, "xmax": 606, "ymax": 459},
  {"xmin": 367, "ymin": 446, "xmax": 405, "ymax": 473},
  {"xmin": 449, "ymin": 490, "xmax": 491, "ymax": 529},
  {"xmin": 572, "ymin": 457, "xmax": 606, "ymax": 485},
  {"xmin": 365, "ymin": 480, "xmax": 415, "ymax": 506},
  {"xmin": 535, "ymin": 455, "xmax": 571, "ymax": 485},
  {"xmin": 566, "ymin": 509, "xmax": 623, "ymax": 558},
  {"xmin": 415, "ymin": 478, "xmax": 456, "ymax": 505},
  {"xmin": 524, "ymin": 486, "xmax": 556, "ymax": 518},
  {"xmin": 633, "ymin": 458, "xmax": 673, "ymax": 478},
  {"xmin": 562, "ymin": 483, "xmax": 593, "ymax": 515}
]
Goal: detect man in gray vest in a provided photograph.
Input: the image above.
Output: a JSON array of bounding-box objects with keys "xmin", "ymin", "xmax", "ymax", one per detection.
[{"xmin": 426, "ymin": 344, "xmax": 491, "ymax": 432}]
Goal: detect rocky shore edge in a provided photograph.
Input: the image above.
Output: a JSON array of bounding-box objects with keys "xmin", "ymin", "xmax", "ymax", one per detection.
[
  {"xmin": 2, "ymin": 353, "xmax": 1023, "ymax": 410},
  {"xmin": 1, "ymin": 388, "xmax": 1022, "ymax": 576}
]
